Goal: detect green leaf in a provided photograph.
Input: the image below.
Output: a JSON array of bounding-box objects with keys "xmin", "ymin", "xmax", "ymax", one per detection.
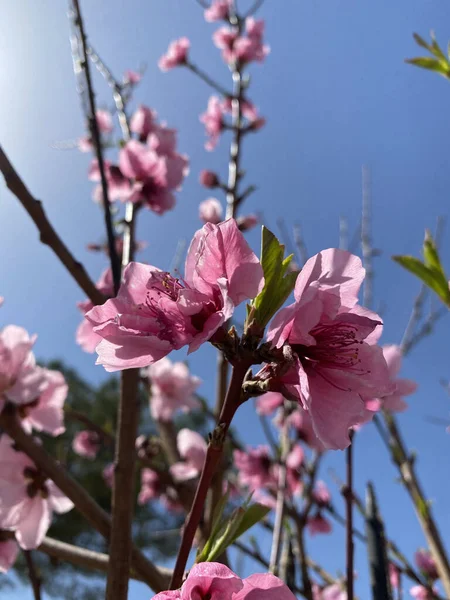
[
  {"xmin": 393, "ymin": 255, "xmax": 450, "ymax": 306},
  {"xmin": 250, "ymin": 227, "xmax": 298, "ymax": 330},
  {"xmin": 423, "ymin": 231, "xmax": 442, "ymax": 271},
  {"xmin": 196, "ymin": 500, "xmax": 270, "ymax": 564},
  {"xmin": 227, "ymin": 502, "xmax": 271, "ymax": 546},
  {"xmin": 405, "ymin": 57, "xmax": 450, "ymax": 77}
]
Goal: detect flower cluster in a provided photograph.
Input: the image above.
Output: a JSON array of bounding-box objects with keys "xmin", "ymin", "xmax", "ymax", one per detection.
[
  {"xmin": 86, "ymin": 104, "xmax": 188, "ymax": 215},
  {"xmin": 151, "ymin": 562, "xmax": 296, "ymax": 600},
  {"xmin": 213, "ymin": 18, "xmax": 270, "ymax": 66},
  {"xmin": 86, "ymin": 219, "xmax": 264, "ymax": 371}
]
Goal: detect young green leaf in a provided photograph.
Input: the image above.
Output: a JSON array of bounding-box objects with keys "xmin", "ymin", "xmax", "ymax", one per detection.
[{"xmin": 249, "ymin": 227, "xmax": 298, "ymax": 330}]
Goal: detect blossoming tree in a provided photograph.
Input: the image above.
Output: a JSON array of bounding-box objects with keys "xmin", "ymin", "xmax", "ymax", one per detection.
[{"xmin": 0, "ymin": 2, "xmax": 449, "ymax": 600}]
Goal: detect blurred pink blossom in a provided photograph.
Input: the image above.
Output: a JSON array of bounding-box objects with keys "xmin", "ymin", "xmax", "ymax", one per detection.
[
  {"xmin": 307, "ymin": 513, "xmax": 332, "ymax": 536},
  {"xmin": 414, "ymin": 549, "xmax": 439, "ymax": 581},
  {"xmin": 76, "ymin": 268, "xmax": 114, "ymax": 354},
  {"xmin": 199, "ymin": 169, "xmax": 220, "ymax": 188},
  {"xmin": 170, "ymin": 429, "xmax": 207, "ymax": 482},
  {"xmin": 233, "ymin": 446, "xmax": 277, "ymax": 492},
  {"xmin": 148, "ymin": 357, "xmax": 201, "ymax": 421},
  {"xmin": 200, "ymin": 96, "xmax": 225, "ymax": 150},
  {"xmin": 159, "ymin": 37, "xmax": 190, "ymax": 71},
  {"xmin": 72, "ymin": 431, "xmax": 101, "ymax": 460},
  {"xmin": 0, "ymin": 539, "xmax": 18, "ymax": 573},
  {"xmin": 130, "ymin": 105, "xmax": 157, "ymax": 139},
  {"xmin": 0, "ymin": 436, "xmax": 73, "ymax": 549},
  {"xmin": 366, "ymin": 345, "xmax": 417, "ymax": 413},
  {"xmin": 199, "ymin": 198, "xmax": 223, "ymax": 224},
  {"xmin": 204, "ymin": 0, "xmax": 232, "ymax": 22},
  {"xmin": 138, "ymin": 469, "xmax": 161, "ymax": 505}
]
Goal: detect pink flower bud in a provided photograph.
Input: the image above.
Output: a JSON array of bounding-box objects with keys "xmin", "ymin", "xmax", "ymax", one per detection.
[
  {"xmin": 199, "ymin": 198, "xmax": 223, "ymax": 224},
  {"xmin": 199, "ymin": 170, "xmax": 220, "ymax": 188}
]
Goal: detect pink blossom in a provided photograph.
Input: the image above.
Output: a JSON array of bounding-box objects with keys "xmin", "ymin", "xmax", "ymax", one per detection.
[
  {"xmin": 256, "ymin": 392, "xmax": 284, "ymax": 416},
  {"xmin": 138, "ymin": 469, "xmax": 161, "ymax": 504},
  {"xmin": 152, "ymin": 564, "xmax": 295, "ymax": 600},
  {"xmin": 130, "ymin": 105, "xmax": 157, "ymax": 139},
  {"xmin": 148, "ymin": 357, "xmax": 201, "ymax": 421},
  {"xmin": 204, "ymin": 0, "xmax": 231, "ymax": 22},
  {"xmin": 286, "ymin": 444, "xmax": 304, "ymax": 496},
  {"xmin": 153, "ymin": 563, "xmax": 242, "ymax": 600},
  {"xmin": 88, "ymin": 159, "xmax": 131, "ymax": 204},
  {"xmin": 313, "ymin": 583, "xmax": 347, "ymax": 600},
  {"xmin": 123, "ymin": 69, "xmax": 142, "ymax": 85},
  {"xmin": 200, "ymin": 96, "xmax": 225, "ymax": 150},
  {"xmin": 118, "ymin": 138, "xmax": 187, "ymax": 214},
  {"xmin": 199, "ymin": 169, "xmax": 220, "ymax": 188},
  {"xmin": 414, "ymin": 549, "xmax": 439, "ymax": 580},
  {"xmin": 0, "ymin": 326, "xmax": 47, "ymax": 414},
  {"xmin": 366, "ymin": 345, "xmax": 417, "ymax": 413},
  {"xmin": 213, "ymin": 19, "xmax": 269, "ymax": 65},
  {"xmin": 307, "ymin": 513, "xmax": 332, "ymax": 536},
  {"xmin": 266, "ymin": 249, "xmax": 393, "ymax": 450},
  {"xmin": 222, "ymin": 97, "xmax": 261, "ymax": 122},
  {"xmin": 233, "ymin": 446, "xmax": 277, "ymax": 492},
  {"xmin": 86, "ymin": 219, "xmax": 264, "ymax": 371},
  {"xmin": 234, "ymin": 572, "xmax": 296, "ymax": 599},
  {"xmin": 199, "ymin": 198, "xmax": 223, "ymax": 224},
  {"xmin": 19, "ymin": 368, "xmax": 68, "ymax": 437},
  {"xmin": 0, "ymin": 436, "xmax": 73, "ymax": 549},
  {"xmin": 0, "ymin": 539, "xmax": 18, "ymax": 573},
  {"xmin": 159, "ymin": 37, "xmax": 190, "ymax": 71},
  {"xmin": 76, "ymin": 268, "xmax": 114, "ymax": 354},
  {"xmin": 103, "ymin": 463, "xmax": 114, "ymax": 488},
  {"xmin": 95, "ymin": 109, "xmax": 113, "ymax": 133},
  {"xmin": 410, "ymin": 585, "xmax": 438, "ymax": 600},
  {"xmin": 237, "ymin": 214, "xmax": 259, "ymax": 231},
  {"xmin": 77, "ymin": 135, "xmax": 93, "ymax": 153},
  {"xmin": 212, "ymin": 27, "xmax": 239, "ymax": 64},
  {"xmin": 72, "ymin": 431, "xmax": 101, "ymax": 459},
  {"xmin": 389, "ymin": 562, "xmax": 401, "ymax": 591},
  {"xmin": 170, "ymin": 429, "xmax": 207, "ymax": 482},
  {"xmin": 284, "ymin": 407, "xmax": 326, "ymax": 453},
  {"xmin": 312, "ymin": 480, "xmax": 331, "ymax": 507}
]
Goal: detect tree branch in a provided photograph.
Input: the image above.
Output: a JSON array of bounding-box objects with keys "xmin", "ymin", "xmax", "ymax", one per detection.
[
  {"xmin": 70, "ymin": 0, "xmax": 121, "ymax": 293},
  {"xmin": 0, "ymin": 146, "xmax": 104, "ymax": 305},
  {"xmin": 24, "ymin": 550, "xmax": 42, "ymax": 600}
]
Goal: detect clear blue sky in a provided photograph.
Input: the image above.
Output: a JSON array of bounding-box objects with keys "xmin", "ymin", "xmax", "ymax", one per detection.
[{"xmin": 2, "ymin": 0, "xmax": 450, "ymax": 598}]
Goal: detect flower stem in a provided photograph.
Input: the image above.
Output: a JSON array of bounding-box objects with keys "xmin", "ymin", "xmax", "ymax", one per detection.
[{"xmin": 169, "ymin": 360, "xmax": 250, "ymax": 590}]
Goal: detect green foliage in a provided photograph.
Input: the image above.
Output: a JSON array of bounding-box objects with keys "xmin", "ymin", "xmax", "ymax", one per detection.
[
  {"xmin": 406, "ymin": 32, "xmax": 450, "ymax": 78},
  {"xmin": 196, "ymin": 495, "xmax": 270, "ymax": 564},
  {"xmin": 249, "ymin": 227, "xmax": 298, "ymax": 330},
  {"xmin": 393, "ymin": 231, "xmax": 450, "ymax": 307}
]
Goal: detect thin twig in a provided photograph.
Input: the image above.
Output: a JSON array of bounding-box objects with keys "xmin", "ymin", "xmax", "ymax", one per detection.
[
  {"xmin": 70, "ymin": 0, "xmax": 121, "ymax": 293},
  {"xmin": 345, "ymin": 433, "xmax": 355, "ymax": 600},
  {"xmin": 293, "ymin": 222, "xmax": 308, "ymax": 267},
  {"xmin": 186, "ymin": 62, "xmax": 231, "ymax": 97},
  {"xmin": 339, "ymin": 216, "xmax": 348, "ymax": 250},
  {"xmin": 0, "ymin": 407, "xmax": 166, "ymax": 592},
  {"xmin": 24, "ymin": 551, "xmax": 42, "ymax": 600},
  {"xmin": 269, "ymin": 417, "xmax": 289, "ymax": 575},
  {"xmin": 243, "ymin": 0, "xmax": 265, "ymax": 18},
  {"xmin": 361, "ymin": 165, "xmax": 374, "ymax": 308},
  {"xmin": 0, "ymin": 147, "xmax": 104, "ymax": 305}
]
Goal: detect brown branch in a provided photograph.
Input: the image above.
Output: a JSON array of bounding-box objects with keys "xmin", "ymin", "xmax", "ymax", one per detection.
[
  {"xmin": 106, "ymin": 369, "xmax": 141, "ymax": 600},
  {"xmin": 24, "ymin": 550, "xmax": 42, "ymax": 600},
  {"xmin": 170, "ymin": 360, "xmax": 251, "ymax": 589},
  {"xmin": 0, "ymin": 407, "xmax": 166, "ymax": 592},
  {"xmin": 186, "ymin": 62, "xmax": 231, "ymax": 97},
  {"xmin": 70, "ymin": 0, "xmax": 121, "ymax": 293},
  {"xmin": 0, "ymin": 146, "xmax": 104, "ymax": 305}
]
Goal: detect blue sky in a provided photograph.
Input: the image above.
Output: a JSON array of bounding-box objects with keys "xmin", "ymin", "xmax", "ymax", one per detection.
[{"xmin": 2, "ymin": 0, "xmax": 450, "ymax": 598}]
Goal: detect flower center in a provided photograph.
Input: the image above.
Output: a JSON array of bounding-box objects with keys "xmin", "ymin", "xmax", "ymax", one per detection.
[{"xmin": 23, "ymin": 466, "xmax": 49, "ymax": 499}]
